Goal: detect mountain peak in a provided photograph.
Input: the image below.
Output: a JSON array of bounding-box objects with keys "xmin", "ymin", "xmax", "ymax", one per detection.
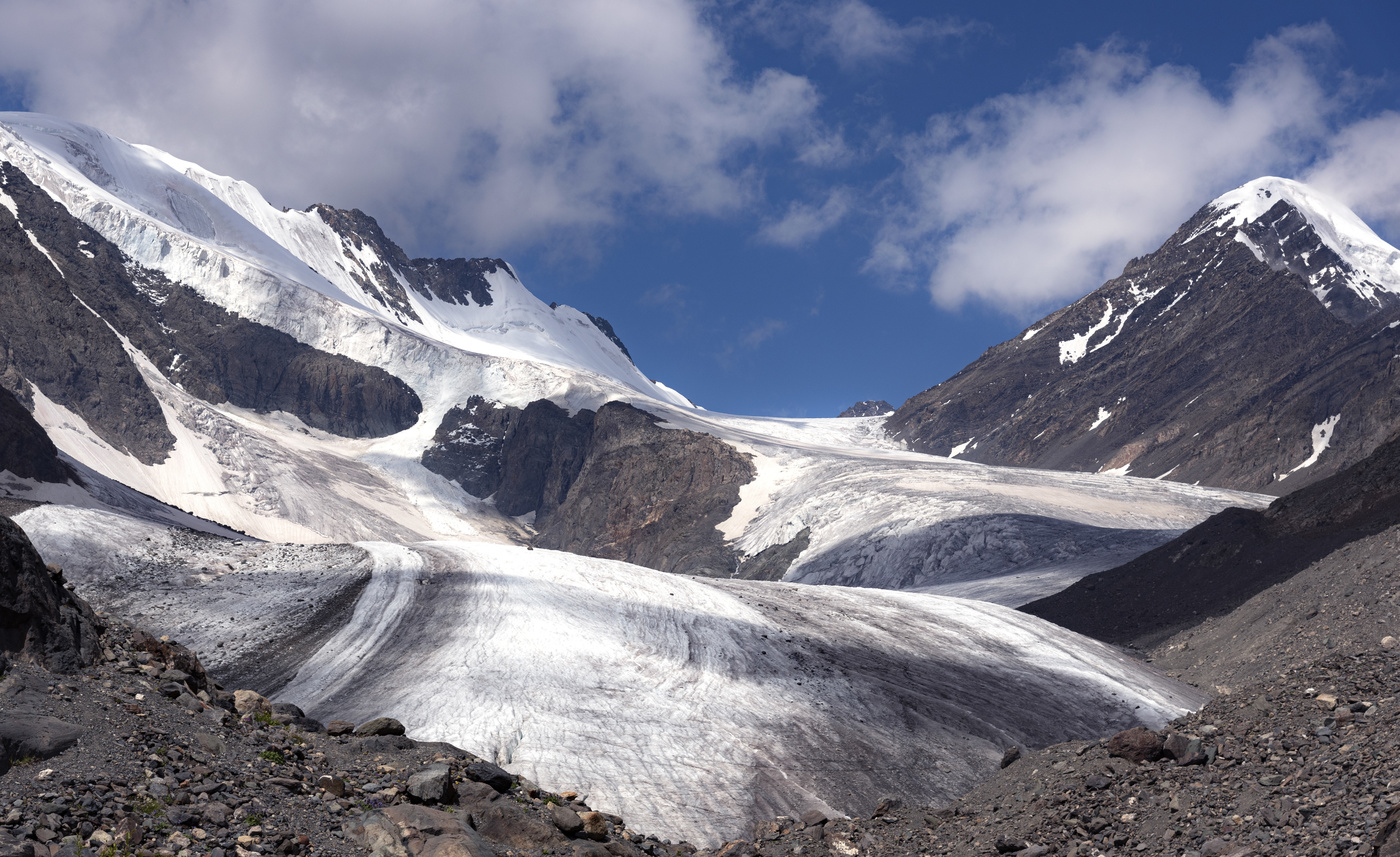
[{"xmin": 1197, "ymin": 176, "xmax": 1400, "ymax": 319}]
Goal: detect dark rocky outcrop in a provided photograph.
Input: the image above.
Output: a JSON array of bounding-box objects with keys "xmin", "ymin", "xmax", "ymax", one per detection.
[
  {"xmin": 887, "ymin": 188, "xmax": 1400, "ymax": 494},
  {"xmin": 734, "ymin": 528, "xmax": 810, "ymax": 581},
  {"xmin": 306, "ymin": 203, "xmax": 510, "ymax": 311},
  {"xmin": 837, "ymin": 400, "xmax": 892, "ymax": 418},
  {"xmin": 305, "ymin": 205, "xmax": 424, "ymax": 323},
  {"xmin": 536, "ymin": 402, "xmax": 756, "ymax": 576},
  {"xmin": 420, "ymin": 396, "xmax": 522, "ymax": 498},
  {"xmin": 1023, "ymin": 424, "xmax": 1400, "ymax": 651},
  {"xmin": 583, "ymin": 312, "xmax": 632, "ymax": 362},
  {"xmin": 412, "ymin": 256, "xmax": 504, "ymax": 307},
  {"xmin": 0, "ymin": 515, "xmax": 102, "ymax": 672},
  {"xmin": 422, "ymin": 399, "xmax": 755, "ymax": 576},
  {"xmin": 0, "ymin": 162, "xmax": 422, "ymax": 461},
  {"xmin": 493, "ymin": 400, "xmax": 595, "ymax": 519},
  {"xmin": 0, "ymin": 385, "xmax": 75, "ymax": 485}
]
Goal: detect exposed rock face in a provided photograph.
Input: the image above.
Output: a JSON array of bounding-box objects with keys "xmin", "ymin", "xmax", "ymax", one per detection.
[
  {"xmin": 838, "ymin": 400, "xmax": 892, "ymax": 418},
  {"xmin": 536, "ymin": 402, "xmax": 756, "ymax": 576},
  {"xmin": 493, "ymin": 400, "xmax": 595, "ymax": 519},
  {"xmin": 412, "ymin": 256, "xmax": 503, "ymax": 307},
  {"xmin": 420, "ymin": 396, "xmax": 521, "ymax": 498},
  {"xmin": 0, "ymin": 385, "xmax": 74, "ymax": 484},
  {"xmin": 1023, "ymin": 425, "xmax": 1400, "ymax": 650},
  {"xmin": 305, "ymin": 204, "xmax": 425, "ymax": 323},
  {"xmin": 582, "ymin": 312, "xmax": 633, "ymax": 362},
  {"xmin": 887, "ymin": 187, "xmax": 1400, "ymax": 494},
  {"xmin": 0, "ymin": 515, "xmax": 101, "ymax": 672},
  {"xmin": 307, "ymin": 203, "xmax": 511, "ymax": 314},
  {"xmin": 735, "ymin": 528, "xmax": 811, "ymax": 581},
  {"xmin": 422, "ymin": 399, "xmax": 755, "ymax": 575},
  {"xmin": 0, "ymin": 163, "xmax": 423, "ymax": 461}
]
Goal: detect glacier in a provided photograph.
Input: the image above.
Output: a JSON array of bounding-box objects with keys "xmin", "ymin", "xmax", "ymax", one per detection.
[{"xmin": 0, "ymin": 113, "xmax": 1270, "ymax": 844}]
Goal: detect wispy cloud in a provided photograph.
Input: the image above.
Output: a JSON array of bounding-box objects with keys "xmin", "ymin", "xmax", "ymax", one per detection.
[
  {"xmin": 868, "ymin": 24, "xmax": 1347, "ymax": 312},
  {"xmin": 0, "ymin": 0, "xmax": 823, "ymax": 256},
  {"xmin": 742, "ymin": 0, "xmax": 981, "ymax": 69},
  {"xmin": 742, "ymin": 318, "xmax": 788, "ymax": 348},
  {"xmin": 758, "ymin": 187, "xmax": 852, "ymax": 247}
]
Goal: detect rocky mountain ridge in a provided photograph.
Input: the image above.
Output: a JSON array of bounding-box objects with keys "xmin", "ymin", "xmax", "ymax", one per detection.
[{"xmin": 887, "ymin": 178, "xmax": 1400, "ymax": 495}]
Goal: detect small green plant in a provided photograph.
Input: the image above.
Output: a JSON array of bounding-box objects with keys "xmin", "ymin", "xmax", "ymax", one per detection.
[
  {"xmin": 244, "ymin": 814, "xmax": 263, "ymax": 826},
  {"xmin": 11, "ymin": 754, "xmax": 39, "ymax": 767},
  {"xmin": 258, "ymin": 749, "xmax": 286, "ymax": 764},
  {"xmin": 133, "ymin": 797, "xmax": 162, "ymax": 816},
  {"xmin": 289, "ymin": 734, "xmax": 305, "ymax": 745},
  {"xmin": 98, "ymin": 839, "xmax": 137, "ymax": 857},
  {"xmin": 253, "ymin": 710, "xmax": 276, "ymax": 726}
]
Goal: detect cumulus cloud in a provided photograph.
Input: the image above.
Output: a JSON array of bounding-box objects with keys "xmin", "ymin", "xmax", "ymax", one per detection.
[
  {"xmin": 758, "ymin": 187, "xmax": 852, "ymax": 247},
  {"xmin": 868, "ymin": 25, "xmax": 1345, "ymax": 312},
  {"xmin": 0, "ymin": 0, "xmax": 820, "ymax": 255}
]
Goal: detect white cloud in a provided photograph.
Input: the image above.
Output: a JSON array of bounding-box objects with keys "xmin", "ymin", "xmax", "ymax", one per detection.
[
  {"xmin": 0, "ymin": 0, "xmax": 821, "ymax": 255},
  {"xmin": 817, "ymin": 1, "xmax": 977, "ymax": 67},
  {"xmin": 1304, "ymin": 111, "xmax": 1400, "ymax": 235},
  {"xmin": 742, "ymin": 319, "xmax": 787, "ymax": 348},
  {"xmin": 740, "ymin": 0, "xmax": 977, "ymax": 69},
  {"xmin": 758, "ymin": 187, "xmax": 852, "ymax": 247},
  {"xmin": 868, "ymin": 25, "xmax": 1344, "ymax": 312}
]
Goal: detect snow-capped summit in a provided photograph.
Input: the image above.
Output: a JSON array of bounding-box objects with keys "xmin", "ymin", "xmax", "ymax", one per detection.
[
  {"xmin": 889, "ymin": 175, "xmax": 1400, "ymax": 494},
  {"xmin": 1196, "ymin": 176, "xmax": 1400, "ymax": 322}
]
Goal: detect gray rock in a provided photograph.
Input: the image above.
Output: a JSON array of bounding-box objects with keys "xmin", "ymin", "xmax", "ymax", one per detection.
[
  {"xmin": 551, "ymin": 805, "xmax": 585, "ymax": 836},
  {"xmin": 326, "ymin": 719, "xmax": 355, "ymax": 736},
  {"xmin": 271, "ymin": 702, "xmax": 306, "ymax": 719},
  {"xmin": 355, "ymin": 716, "xmax": 406, "ymax": 736},
  {"xmin": 0, "ymin": 715, "xmax": 82, "ymax": 767},
  {"xmin": 465, "ymin": 760, "xmax": 513, "ymax": 793},
  {"xmin": 317, "ymin": 775, "xmax": 346, "ymax": 797},
  {"xmin": 407, "ymin": 764, "xmax": 456, "ymax": 805},
  {"xmin": 175, "ymin": 692, "xmax": 204, "ymax": 712},
  {"xmin": 799, "ymin": 809, "xmax": 828, "ymax": 828},
  {"xmin": 473, "ymin": 804, "xmax": 568, "ymax": 849},
  {"xmin": 194, "ymin": 732, "xmax": 226, "ymax": 755},
  {"xmin": 1000, "ymin": 745, "xmax": 1021, "ymax": 768}
]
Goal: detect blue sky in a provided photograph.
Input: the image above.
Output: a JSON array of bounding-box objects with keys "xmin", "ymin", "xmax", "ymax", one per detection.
[{"xmin": 3, "ymin": 2, "xmax": 1400, "ymax": 416}]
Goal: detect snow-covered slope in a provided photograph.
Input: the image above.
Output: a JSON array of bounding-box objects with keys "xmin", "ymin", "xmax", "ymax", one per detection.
[
  {"xmin": 15, "ymin": 504, "xmax": 1206, "ymax": 846},
  {"xmin": 0, "ymin": 111, "xmax": 1264, "ymax": 582}
]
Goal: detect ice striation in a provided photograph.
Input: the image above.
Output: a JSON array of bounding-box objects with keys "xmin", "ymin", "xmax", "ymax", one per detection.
[{"xmin": 15, "ymin": 504, "xmax": 1207, "ymax": 847}]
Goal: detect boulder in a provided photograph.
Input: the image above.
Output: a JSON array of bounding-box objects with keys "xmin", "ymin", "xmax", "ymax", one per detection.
[
  {"xmin": 355, "ymin": 717, "xmax": 406, "ymax": 736},
  {"xmin": 1107, "ymin": 727, "xmax": 1165, "ymax": 763},
  {"xmin": 346, "ymin": 806, "xmax": 496, "ymax": 857},
  {"xmin": 326, "ymin": 720, "xmax": 355, "ymax": 736},
  {"xmin": 233, "ymin": 689, "xmax": 271, "ymax": 716},
  {"xmin": 473, "ymin": 804, "xmax": 568, "ymax": 849},
  {"xmin": 0, "ymin": 714, "xmax": 82, "ymax": 773},
  {"xmin": 578, "ymin": 811, "xmax": 608, "ymax": 842},
  {"xmin": 464, "ymin": 760, "xmax": 513, "ymax": 793},
  {"xmin": 551, "ymin": 805, "xmax": 585, "ymax": 836},
  {"xmin": 407, "ymin": 764, "xmax": 457, "ymax": 805}
]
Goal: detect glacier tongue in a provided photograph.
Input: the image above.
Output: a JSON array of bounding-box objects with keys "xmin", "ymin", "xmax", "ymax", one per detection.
[{"xmin": 14, "ymin": 504, "xmax": 1208, "ymax": 848}]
